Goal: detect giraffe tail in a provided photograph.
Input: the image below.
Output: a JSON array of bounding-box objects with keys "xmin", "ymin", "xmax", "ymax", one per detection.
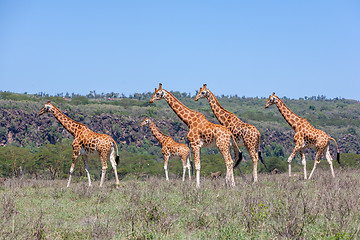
[
  {"xmin": 257, "ymin": 134, "xmax": 267, "ymax": 169},
  {"xmin": 233, "ymin": 151, "xmax": 243, "ymax": 169},
  {"xmin": 112, "ymin": 139, "xmax": 120, "ymax": 165},
  {"xmin": 231, "ymin": 133, "xmax": 243, "ymax": 169},
  {"xmin": 258, "ymin": 151, "xmax": 267, "ymax": 169},
  {"xmin": 330, "ymin": 137, "xmax": 341, "ymax": 165}
]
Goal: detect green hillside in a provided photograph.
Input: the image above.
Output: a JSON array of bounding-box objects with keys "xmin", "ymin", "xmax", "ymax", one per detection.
[{"xmin": 0, "ymin": 91, "xmax": 359, "ymax": 180}]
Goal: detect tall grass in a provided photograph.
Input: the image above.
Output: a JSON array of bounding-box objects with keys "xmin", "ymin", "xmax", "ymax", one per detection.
[{"xmin": 0, "ymin": 169, "xmax": 359, "ymax": 239}]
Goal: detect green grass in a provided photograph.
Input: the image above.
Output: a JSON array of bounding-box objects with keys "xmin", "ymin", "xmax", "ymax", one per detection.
[{"xmin": 0, "ymin": 169, "xmax": 359, "ymax": 239}]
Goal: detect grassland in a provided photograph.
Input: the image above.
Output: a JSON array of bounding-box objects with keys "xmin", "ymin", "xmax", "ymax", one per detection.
[{"xmin": 0, "ymin": 169, "xmax": 359, "ymax": 239}]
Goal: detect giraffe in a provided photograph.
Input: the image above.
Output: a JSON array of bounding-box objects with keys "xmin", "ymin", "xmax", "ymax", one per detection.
[
  {"xmin": 265, "ymin": 92, "xmax": 340, "ymax": 179},
  {"xmin": 39, "ymin": 101, "xmax": 120, "ymax": 187},
  {"xmin": 140, "ymin": 117, "xmax": 191, "ymax": 181},
  {"xmin": 149, "ymin": 83, "xmax": 240, "ymax": 188},
  {"xmin": 195, "ymin": 84, "xmax": 266, "ymax": 182}
]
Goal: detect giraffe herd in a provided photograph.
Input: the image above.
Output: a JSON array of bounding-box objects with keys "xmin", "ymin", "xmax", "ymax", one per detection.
[{"xmin": 39, "ymin": 84, "xmax": 341, "ymax": 188}]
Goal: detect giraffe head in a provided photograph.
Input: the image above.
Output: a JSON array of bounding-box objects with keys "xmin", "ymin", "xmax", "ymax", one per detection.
[
  {"xmin": 149, "ymin": 83, "xmax": 167, "ymax": 103},
  {"xmin": 140, "ymin": 117, "xmax": 151, "ymax": 127},
  {"xmin": 194, "ymin": 84, "xmax": 210, "ymax": 101},
  {"xmin": 265, "ymin": 92, "xmax": 278, "ymax": 108},
  {"xmin": 39, "ymin": 101, "xmax": 54, "ymax": 115}
]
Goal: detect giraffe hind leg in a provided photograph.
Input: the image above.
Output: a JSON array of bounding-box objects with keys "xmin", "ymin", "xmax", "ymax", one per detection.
[
  {"xmin": 218, "ymin": 144, "xmax": 235, "ymax": 187},
  {"xmin": 247, "ymin": 148, "xmax": 258, "ymax": 183},
  {"xmin": 308, "ymin": 150, "xmax": 322, "ymax": 180},
  {"xmin": 300, "ymin": 150, "xmax": 307, "ymax": 180},
  {"xmin": 99, "ymin": 153, "xmax": 108, "ymax": 187},
  {"xmin": 109, "ymin": 146, "xmax": 120, "ymax": 187},
  {"xmin": 325, "ymin": 145, "xmax": 335, "ymax": 178},
  {"xmin": 83, "ymin": 155, "xmax": 92, "ymax": 187}
]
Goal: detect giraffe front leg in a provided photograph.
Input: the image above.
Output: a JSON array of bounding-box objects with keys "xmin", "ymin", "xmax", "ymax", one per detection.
[
  {"xmin": 83, "ymin": 155, "xmax": 92, "ymax": 187},
  {"xmin": 67, "ymin": 150, "xmax": 79, "ymax": 187},
  {"xmin": 288, "ymin": 145, "xmax": 302, "ymax": 177},
  {"xmin": 192, "ymin": 146, "xmax": 201, "ymax": 188},
  {"xmin": 163, "ymin": 154, "xmax": 170, "ymax": 181},
  {"xmin": 299, "ymin": 150, "xmax": 307, "ymax": 180},
  {"xmin": 186, "ymin": 153, "xmax": 191, "ymax": 181},
  {"xmin": 181, "ymin": 155, "xmax": 187, "ymax": 182}
]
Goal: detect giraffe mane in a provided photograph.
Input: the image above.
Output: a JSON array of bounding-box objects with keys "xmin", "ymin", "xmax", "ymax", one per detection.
[{"xmin": 49, "ymin": 103, "xmax": 87, "ymax": 127}]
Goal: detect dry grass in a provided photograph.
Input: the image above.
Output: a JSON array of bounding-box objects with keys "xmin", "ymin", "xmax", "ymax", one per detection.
[{"xmin": 0, "ymin": 169, "xmax": 359, "ymax": 239}]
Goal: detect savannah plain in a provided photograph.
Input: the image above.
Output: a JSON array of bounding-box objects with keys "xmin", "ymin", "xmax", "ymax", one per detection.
[{"xmin": 0, "ymin": 92, "xmax": 359, "ymax": 239}]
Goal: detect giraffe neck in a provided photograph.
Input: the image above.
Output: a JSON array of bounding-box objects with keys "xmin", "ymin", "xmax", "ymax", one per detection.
[
  {"xmin": 164, "ymin": 90, "xmax": 202, "ymax": 128},
  {"xmin": 148, "ymin": 120, "xmax": 168, "ymax": 145},
  {"xmin": 207, "ymin": 91, "xmax": 243, "ymax": 126},
  {"xmin": 50, "ymin": 105, "xmax": 81, "ymax": 137},
  {"xmin": 275, "ymin": 98, "xmax": 300, "ymax": 129}
]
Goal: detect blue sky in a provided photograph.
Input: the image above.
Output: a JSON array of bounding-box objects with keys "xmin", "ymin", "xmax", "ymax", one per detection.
[{"xmin": 0, "ymin": 1, "xmax": 359, "ymax": 100}]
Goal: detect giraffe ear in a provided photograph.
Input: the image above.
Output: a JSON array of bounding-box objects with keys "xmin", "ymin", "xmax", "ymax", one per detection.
[
  {"xmin": 47, "ymin": 101, "xmax": 51, "ymax": 104},
  {"xmin": 159, "ymin": 83, "xmax": 162, "ymax": 89}
]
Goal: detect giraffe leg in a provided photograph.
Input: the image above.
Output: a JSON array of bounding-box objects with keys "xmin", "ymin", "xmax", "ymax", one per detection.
[
  {"xmin": 325, "ymin": 145, "xmax": 335, "ymax": 178},
  {"xmin": 164, "ymin": 154, "xmax": 170, "ymax": 181},
  {"xmin": 192, "ymin": 146, "xmax": 201, "ymax": 188},
  {"xmin": 187, "ymin": 154, "xmax": 191, "ymax": 181},
  {"xmin": 100, "ymin": 168, "xmax": 107, "ymax": 187},
  {"xmin": 308, "ymin": 150, "xmax": 322, "ymax": 180},
  {"xmin": 99, "ymin": 154, "xmax": 108, "ymax": 187},
  {"xmin": 109, "ymin": 146, "xmax": 120, "ymax": 187},
  {"xmin": 218, "ymin": 142, "xmax": 235, "ymax": 187},
  {"xmin": 288, "ymin": 145, "xmax": 302, "ymax": 177},
  {"xmin": 83, "ymin": 155, "xmax": 92, "ymax": 187},
  {"xmin": 181, "ymin": 154, "xmax": 187, "ymax": 181},
  {"xmin": 251, "ymin": 151, "xmax": 259, "ymax": 183},
  {"xmin": 299, "ymin": 150, "xmax": 307, "ymax": 180},
  {"xmin": 233, "ymin": 146, "xmax": 246, "ymax": 181},
  {"xmin": 245, "ymin": 145, "xmax": 258, "ymax": 183},
  {"xmin": 67, "ymin": 150, "xmax": 80, "ymax": 187}
]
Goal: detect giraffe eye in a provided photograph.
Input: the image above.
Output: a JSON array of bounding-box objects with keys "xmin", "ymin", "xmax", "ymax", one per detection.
[
  {"xmin": 202, "ymin": 91, "xmax": 206, "ymax": 94},
  {"xmin": 156, "ymin": 93, "xmax": 160, "ymax": 97}
]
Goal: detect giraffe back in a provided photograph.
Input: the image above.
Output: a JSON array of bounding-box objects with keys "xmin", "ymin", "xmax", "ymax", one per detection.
[
  {"xmin": 162, "ymin": 138, "xmax": 190, "ymax": 158},
  {"xmin": 74, "ymin": 126, "xmax": 115, "ymax": 156}
]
